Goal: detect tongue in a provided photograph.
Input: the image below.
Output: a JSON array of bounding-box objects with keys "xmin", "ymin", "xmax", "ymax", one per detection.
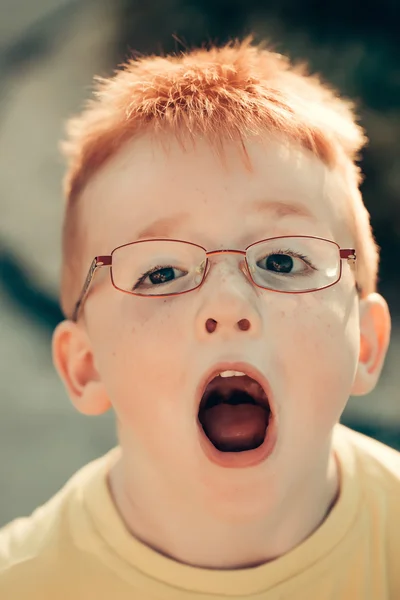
[{"xmin": 201, "ymin": 403, "xmax": 269, "ymax": 452}]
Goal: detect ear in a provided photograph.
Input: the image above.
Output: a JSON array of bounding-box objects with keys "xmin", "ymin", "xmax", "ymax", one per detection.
[
  {"xmin": 351, "ymin": 293, "xmax": 391, "ymax": 396},
  {"xmin": 52, "ymin": 320, "xmax": 111, "ymax": 415}
]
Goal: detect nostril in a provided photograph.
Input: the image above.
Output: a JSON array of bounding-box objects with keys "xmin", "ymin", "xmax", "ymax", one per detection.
[
  {"xmin": 205, "ymin": 318, "xmax": 217, "ymax": 333},
  {"xmin": 238, "ymin": 318, "xmax": 251, "ymax": 331},
  {"xmin": 205, "ymin": 318, "xmax": 251, "ymax": 333}
]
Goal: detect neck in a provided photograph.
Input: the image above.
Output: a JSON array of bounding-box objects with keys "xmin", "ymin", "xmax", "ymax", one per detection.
[{"xmin": 107, "ymin": 447, "xmax": 339, "ymax": 570}]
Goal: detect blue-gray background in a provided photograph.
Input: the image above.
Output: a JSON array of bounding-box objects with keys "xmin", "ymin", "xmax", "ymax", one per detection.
[{"xmin": 0, "ymin": 0, "xmax": 399, "ymax": 526}]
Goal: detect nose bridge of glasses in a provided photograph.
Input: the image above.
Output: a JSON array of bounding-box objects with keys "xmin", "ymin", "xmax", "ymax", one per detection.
[
  {"xmin": 206, "ymin": 248, "xmax": 247, "ymax": 264},
  {"xmin": 206, "ymin": 248, "xmax": 246, "ymax": 256},
  {"xmin": 206, "ymin": 248, "xmax": 247, "ymax": 269},
  {"xmin": 204, "ymin": 248, "xmax": 250, "ymax": 281}
]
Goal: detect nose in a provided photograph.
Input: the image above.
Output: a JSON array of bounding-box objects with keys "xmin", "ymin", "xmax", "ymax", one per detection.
[{"xmin": 194, "ymin": 260, "xmax": 263, "ymax": 339}]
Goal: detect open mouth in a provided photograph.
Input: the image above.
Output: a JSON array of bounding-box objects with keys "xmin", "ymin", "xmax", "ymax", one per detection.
[{"xmin": 198, "ymin": 370, "xmax": 272, "ymax": 453}]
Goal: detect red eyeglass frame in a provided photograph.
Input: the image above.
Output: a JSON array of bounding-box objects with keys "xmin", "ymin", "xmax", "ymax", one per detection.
[{"xmin": 71, "ymin": 235, "xmax": 357, "ymax": 322}]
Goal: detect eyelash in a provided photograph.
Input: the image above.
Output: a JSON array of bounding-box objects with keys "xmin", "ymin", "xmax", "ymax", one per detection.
[{"xmin": 263, "ymin": 250, "xmax": 315, "ymax": 269}]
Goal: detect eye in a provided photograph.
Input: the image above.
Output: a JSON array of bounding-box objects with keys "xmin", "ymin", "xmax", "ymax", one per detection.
[
  {"xmin": 133, "ymin": 265, "xmax": 186, "ymax": 290},
  {"xmin": 265, "ymin": 253, "xmax": 294, "ymax": 273},
  {"xmin": 257, "ymin": 251, "xmax": 314, "ymax": 275},
  {"xmin": 148, "ymin": 267, "xmax": 177, "ymax": 284}
]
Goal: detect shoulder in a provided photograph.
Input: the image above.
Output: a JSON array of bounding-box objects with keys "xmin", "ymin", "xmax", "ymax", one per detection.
[
  {"xmin": 337, "ymin": 424, "xmax": 400, "ymax": 487},
  {"xmin": 0, "ymin": 469, "xmax": 77, "ymax": 574},
  {"xmin": 336, "ymin": 425, "xmax": 400, "ymax": 544},
  {"xmin": 0, "ymin": 488, "xmax": 71, "ymax": 598},
  {"xmin": 0, "ymin": 451, "xmax": 115, "ymax": 597},
  {"xmin": 335, "ymin": 426, "xmax": 400, "ymax": 595}
]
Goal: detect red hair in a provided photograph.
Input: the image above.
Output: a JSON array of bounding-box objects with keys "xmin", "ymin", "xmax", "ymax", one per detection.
[{"xmin": 60, "ymin": 38, "xmax": 378, "ymax": 317}]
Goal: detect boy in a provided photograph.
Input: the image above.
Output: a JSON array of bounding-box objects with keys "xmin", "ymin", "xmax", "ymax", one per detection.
[{"xmin": 0, "ymin": 38, "xmax": 399, "ymax": 599}]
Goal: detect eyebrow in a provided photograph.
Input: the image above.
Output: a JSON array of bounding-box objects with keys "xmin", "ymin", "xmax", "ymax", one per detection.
[
  {"xmin": 249, "ymin": 199, "xmax": 316, "ymax": 220},
  {"xmin": 136, "ymin": 213, "xmax": 189, "ymax": 240},
  {"xmin": 136, "ymin": 200, "xmax": 315, "ymax": 240}
]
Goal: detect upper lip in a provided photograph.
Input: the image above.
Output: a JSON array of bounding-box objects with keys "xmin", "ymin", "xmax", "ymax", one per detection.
[{"xmin": 195, "ymin": 361, "xmax": 273, "ymax": 414}]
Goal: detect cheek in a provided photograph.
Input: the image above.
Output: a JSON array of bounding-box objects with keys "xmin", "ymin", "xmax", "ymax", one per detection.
[
  {"xmin": 272, "ymin": 293, "xmax": 359, "ymax": 424},
  {"xmin": 92, "ymin": 297, "xmax": 188, "ymax": 426}
]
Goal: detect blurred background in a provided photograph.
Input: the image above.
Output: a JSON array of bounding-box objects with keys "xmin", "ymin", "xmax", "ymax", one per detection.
[{"xmin": 0, "ymin": 0, "xmax": 399, "ymax": 526}]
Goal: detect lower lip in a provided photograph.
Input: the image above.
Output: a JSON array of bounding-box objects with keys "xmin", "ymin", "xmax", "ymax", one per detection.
[{"xmin": 197, "ymin": 412, "xmax": 278, "ymax": 469}]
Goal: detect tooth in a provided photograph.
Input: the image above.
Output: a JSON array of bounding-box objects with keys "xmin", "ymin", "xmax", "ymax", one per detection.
[{"xmin": 219, "ymin": 370, "xmax": 246, "ymax": 378}]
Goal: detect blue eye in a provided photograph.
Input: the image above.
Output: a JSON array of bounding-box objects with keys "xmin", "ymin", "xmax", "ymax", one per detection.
[
  {"xmin": 266, "ymin": 254, "xmax": 293, "ymax": 273},
  {"xmin": 133, "ymin": 264, "xmax": 187, "ymax": 291},
  {"xmin": 256, "ymin": 249, "xmax": 315, "ymax": 277},
  {"xmin": 148, "ymin": 267, "xmax": 176, "ymax": 284}
]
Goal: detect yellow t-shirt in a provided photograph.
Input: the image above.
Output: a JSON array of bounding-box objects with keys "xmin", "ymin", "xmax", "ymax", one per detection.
[{"xmin": 0, "ymin": 424, "xmax": 399, "ymax": 599}]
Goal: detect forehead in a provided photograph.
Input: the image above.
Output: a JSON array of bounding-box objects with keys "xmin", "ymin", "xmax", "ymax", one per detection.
[{"xmin": 81, "ymin": 133, "xmax": 351, "ymax": 255}]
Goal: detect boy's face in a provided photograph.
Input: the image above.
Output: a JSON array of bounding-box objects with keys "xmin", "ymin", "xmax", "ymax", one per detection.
[{"xmin": 56, "ymin": 134, "xmax": 387, "ymax": 518}]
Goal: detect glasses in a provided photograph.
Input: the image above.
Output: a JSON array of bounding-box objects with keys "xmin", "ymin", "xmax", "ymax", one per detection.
[{"xmin": 72, "ymin": 236, "xmax": 357, "ymax": 321}]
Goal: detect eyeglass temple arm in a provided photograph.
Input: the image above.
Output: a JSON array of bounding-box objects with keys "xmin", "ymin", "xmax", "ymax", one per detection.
[
  {"xmin": 340, "ymin": 248, "xmax": 356, "ymax": 261},
  {"xmin": 340, "ymin": 248, "xmax": 360, "ymax": 293},
  {"xmin": 340, "ymin": 248, "xmax": 357, "ymax": 271},
  {"xmin": 72, "ymin": 255, "xmax": 111, "ymax": 322}
]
